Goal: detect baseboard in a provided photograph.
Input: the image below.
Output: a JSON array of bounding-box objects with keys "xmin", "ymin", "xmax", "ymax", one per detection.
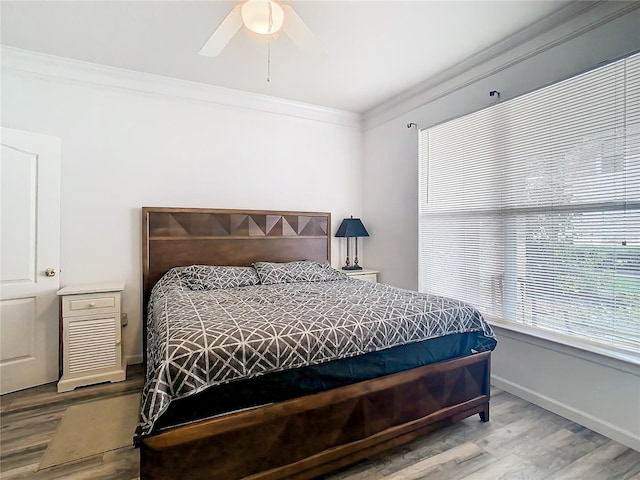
[{"xmin": 491, "ymin": 374, "xmax": 640, "ymax": 452}]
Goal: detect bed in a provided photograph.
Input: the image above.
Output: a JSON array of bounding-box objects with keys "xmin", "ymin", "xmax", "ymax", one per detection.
[{"xmin": 138, "ymin": 207, "xmax": 496, "ymax": 480}]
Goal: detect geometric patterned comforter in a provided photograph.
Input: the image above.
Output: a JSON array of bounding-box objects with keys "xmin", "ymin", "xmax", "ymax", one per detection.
[{"xmin": 135, "ymin": 272, "xmax": 496, "ymax": 440}]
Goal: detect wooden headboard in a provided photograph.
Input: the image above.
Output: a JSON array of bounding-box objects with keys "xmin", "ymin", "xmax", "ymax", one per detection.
[{"xmin": 142, "ymin": 207, "xmax": 331, "ymax": 305}]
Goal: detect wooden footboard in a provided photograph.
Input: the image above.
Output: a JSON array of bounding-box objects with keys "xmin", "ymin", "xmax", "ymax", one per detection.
[{"xmin": 140, "ymin": 351, "xmax": 491, "ymax": 480}]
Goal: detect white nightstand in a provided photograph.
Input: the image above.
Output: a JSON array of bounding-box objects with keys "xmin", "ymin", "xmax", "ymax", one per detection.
[
  {"xmin": 56, "ymin": 282, "xmax": 126, "ymax": 393},
  {"xmin": 343, "ymin": 268, "xmax": 379, "ymax": 283}
]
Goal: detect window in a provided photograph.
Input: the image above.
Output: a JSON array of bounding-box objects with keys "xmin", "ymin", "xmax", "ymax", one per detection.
[{"xmin": 419, "ymin": 52, "xmax": 640, "ymax": 353}]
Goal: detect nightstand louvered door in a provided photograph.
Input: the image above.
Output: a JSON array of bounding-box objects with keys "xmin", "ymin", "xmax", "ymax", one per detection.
[{"xmin": 57, "ymin": 283, "xmax": 126, "ymax": 393}]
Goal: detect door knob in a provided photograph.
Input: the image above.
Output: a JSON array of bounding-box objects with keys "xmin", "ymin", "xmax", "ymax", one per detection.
[{"xmin": 44, "ymin": 268, "xmax": 56, "ymax": 277}]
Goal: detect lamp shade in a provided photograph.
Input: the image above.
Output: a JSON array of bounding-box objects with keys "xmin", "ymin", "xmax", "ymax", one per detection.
[{"xmin": 335, "ymin": 217, "xmax": 369, "ymax": 238}]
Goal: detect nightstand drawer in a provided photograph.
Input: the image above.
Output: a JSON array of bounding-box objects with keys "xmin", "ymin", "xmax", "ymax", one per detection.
[
  {"xmin": 343, "ymin": 269, "xmax": 379, "ymax": 283},
  {"xmin": 354, "ymin": 273, "xmax": 377, "ymax": 283},
  {"xmin": 62, "ymin": 292, "xmax": 120, "ymax": 317}
]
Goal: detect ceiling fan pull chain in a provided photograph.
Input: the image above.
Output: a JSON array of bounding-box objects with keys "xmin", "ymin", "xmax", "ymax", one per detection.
[
  {"xmin": 267, "ymin": 0, "xmax": 273, "ymax": 82},
  {"xmin": 267, "ymin": 41, "xmax": 272, "ymax": 83}
]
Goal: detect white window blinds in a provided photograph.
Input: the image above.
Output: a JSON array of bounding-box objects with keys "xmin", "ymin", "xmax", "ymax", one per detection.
[{"xmin": 419, "ymin": 52, "xmax": 640, "ymax": 352}]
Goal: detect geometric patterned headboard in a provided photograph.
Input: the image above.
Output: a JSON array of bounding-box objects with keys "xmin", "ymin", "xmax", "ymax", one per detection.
[
  {"xmin": 142, "ymin": 207, "xmax": 331, "ymax": 301},
  {"xmin": 147, "ymin": 209, "xmax": 329, "ymax": 238}
]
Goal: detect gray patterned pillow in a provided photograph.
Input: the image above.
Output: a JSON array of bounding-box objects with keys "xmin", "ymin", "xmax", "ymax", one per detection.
[
  {"xmin": 253, "ymin": 261, "xmax": 346, "ymax": 285},
  {"xmin": 178, "ymin": 265, "xmax": 261, "ymax": 291}
]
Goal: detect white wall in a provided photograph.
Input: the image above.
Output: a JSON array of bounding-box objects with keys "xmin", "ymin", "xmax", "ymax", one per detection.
[
  {"xmin": 1, "ymin": 49, "xmax": 363, "ymax": 364},
  {"xmin": 362, "ymin": 4, "xmax": 640, "ymax": 450}
]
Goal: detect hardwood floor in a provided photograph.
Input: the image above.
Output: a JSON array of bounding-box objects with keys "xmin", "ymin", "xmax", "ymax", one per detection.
[{"xmin": 1, "ymin": 365, "xmax": 638, "ymax": 480}]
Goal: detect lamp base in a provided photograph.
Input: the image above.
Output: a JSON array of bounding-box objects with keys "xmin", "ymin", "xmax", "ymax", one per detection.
[{"xmin": 342, "ymin": 266, "xmax": 363, "ymax": 271}]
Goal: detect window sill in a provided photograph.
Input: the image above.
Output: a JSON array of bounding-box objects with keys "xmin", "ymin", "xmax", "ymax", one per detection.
[{"xmin": 486, "ymin": 315, "xmax": 640, "ymax": 375}]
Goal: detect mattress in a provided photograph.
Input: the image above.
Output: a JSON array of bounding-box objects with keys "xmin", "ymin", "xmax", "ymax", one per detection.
[{"xmin": 135, "ymin": 264, "xmax": 496, "ymax": 442}]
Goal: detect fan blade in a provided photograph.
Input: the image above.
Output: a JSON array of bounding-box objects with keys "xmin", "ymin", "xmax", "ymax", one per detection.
[
  {"xmin": 199, "ymin": 4, "xmax": 243, "ymax": 57},
  {"xmin": 281, "ymin": 4, "xmax": 327, "ymax": 61}
]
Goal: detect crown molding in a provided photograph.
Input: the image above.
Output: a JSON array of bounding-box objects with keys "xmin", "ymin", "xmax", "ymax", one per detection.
[
  {"xmin": 1, "ymin": 46, "xmax": 362, "ymax": 130},
  {"xmin": 363, "ymin": 1, "xmax": 640, "ymax": 131}
]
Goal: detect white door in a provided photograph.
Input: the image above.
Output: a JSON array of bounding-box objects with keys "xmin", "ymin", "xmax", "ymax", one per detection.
[{"xmin": 1, "ymin": 127, "xmax": 61, "ymax": 394}]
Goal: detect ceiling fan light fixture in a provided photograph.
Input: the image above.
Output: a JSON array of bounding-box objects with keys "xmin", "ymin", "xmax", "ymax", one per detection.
[{"xmin": 241, "ymin": 0, "xmax": 285, "ymax": 35}]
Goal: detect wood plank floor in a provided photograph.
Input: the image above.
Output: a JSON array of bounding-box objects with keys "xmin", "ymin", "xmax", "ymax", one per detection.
[{"xmin": 1, "ymin": 365, "xmax": 639, "ymax": 480}]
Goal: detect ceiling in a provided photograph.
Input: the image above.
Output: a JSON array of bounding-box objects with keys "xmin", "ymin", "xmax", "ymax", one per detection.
[{"xmin": 1, "ymin": 0, "xmax": 574, "ymax": 114}]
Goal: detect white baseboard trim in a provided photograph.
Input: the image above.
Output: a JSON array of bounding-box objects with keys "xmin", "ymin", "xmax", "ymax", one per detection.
[
  {"xmin": 491, "ymin": 374, "xmax": 640, "ymax": 452},
  {"xmin": 125, "ymin": 354, "xmax": 143, "ymax": 366}
]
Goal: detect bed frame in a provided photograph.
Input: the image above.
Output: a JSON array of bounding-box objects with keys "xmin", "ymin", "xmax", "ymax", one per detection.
[{"xmin": 140, "ymin": 207, "xmax": 491, "ymax": 480}]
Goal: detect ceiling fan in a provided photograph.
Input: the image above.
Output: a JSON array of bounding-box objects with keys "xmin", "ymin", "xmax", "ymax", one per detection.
[{"xmin": 199, "ymin": 0, "xmax": 326, "ymax": 60}]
